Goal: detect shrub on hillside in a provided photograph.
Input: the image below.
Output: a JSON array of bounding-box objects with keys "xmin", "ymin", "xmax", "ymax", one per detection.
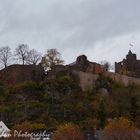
[
  {"xmin": 103, "ymin": 117, "xmax": 139, "ymax": 140},
  {"xmin": 53, "ymin": 123, "xmax": 84, "ymax": 140}
]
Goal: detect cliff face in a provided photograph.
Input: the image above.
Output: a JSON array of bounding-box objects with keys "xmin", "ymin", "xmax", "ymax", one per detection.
[{"xmin": 0, "ymin": 64, "xmax": 45, "ymax": 85}]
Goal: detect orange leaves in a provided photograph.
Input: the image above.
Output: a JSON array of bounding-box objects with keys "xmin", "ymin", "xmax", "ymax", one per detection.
[
  {"xmin": 103, "ymin": 117, "xmax": 139, "ymax": 140},
  {"xmin": 53, "ymin": 123, "xmax": 84, "ymax": 140}
]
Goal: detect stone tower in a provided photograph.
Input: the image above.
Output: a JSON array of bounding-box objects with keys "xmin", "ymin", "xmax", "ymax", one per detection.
[{"xmin": 115, "ymin": 50, "xmax": 140, "ymax": 78}]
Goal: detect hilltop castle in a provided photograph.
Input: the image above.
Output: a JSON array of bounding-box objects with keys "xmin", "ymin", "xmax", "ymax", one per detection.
[
  {"xmin": 0, "ymin": 51, "xmax": 140, "ymax": 90},
  {"xmin": 46, "ymin": 55, "xmax": 105, "ymax": 80},
  {"xmin": 115, "ymin": 50, "xmax": 140, "ymax": 78}
]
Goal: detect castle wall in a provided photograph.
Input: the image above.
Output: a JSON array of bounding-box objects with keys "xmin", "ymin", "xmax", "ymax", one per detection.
[
  {"xmin": 78, "ymin": 71, "xmax": 99, "ymax": 91},
  {"xmin": 104, "ymin": 72, "xmax": 140, "ymax": 86},
  {"xmin": 0, "ymin": 65, "xmax": 45, "ymax": 85},
  {"xmin": 95, "ymin": 64, "xmax": 105, "ymax": 74},
  {"xmin": 77, "ymin": 71, "xmax": 140, "ymax": 91},
  {"xmin": 46, "ymin": 55, "xmax": 105, "ymax": 82},
  {"xmin": 135, "ymin": 60, "xmax": 140, "ymax": 69},
  {"xmin": 86, "ymin": 63, "xmax": 95, "ymax": 73},
  {"xmin": 115, "ymin": 62, "xmax": 121, "ymax": 73},
  {"xmin": 115, "ymin": 51, "xmax": 140, "ymax": 78},
  {"xmin": 47, "ymin": 65, "xmax": 67, "ymax": 78}
]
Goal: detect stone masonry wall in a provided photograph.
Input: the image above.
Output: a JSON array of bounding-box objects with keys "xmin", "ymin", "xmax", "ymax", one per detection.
[
  {"xmin": 0, "ymin": 64, "xmax": 45, "ymax": 85},
  {"xmin": 104, "ymin": 72, "xmax": 140, "ymax": 86},
  {"xmin": 78, "ymin": 71, "xmax": 99, "ymax": 91},
  {"xmin": 77, "ymin": 71, "xmax": 140, "ymax": 91}
]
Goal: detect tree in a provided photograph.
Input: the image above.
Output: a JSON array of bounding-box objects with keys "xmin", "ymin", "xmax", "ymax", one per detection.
[
  {"xmin": 100, "ymin": 61, "xmax": 112, "ymax": 71},
  {"xmin": 97, "ymin": 100, "xmax": 106, "ymax": 129},
  {"xmin": 130, "ymin": 96, "xmax": 138, "ymax": 123},
  {"xmin": 15, "ymin": 44, "xmax": 29, "ymax": 65},
  {"xmin": 103, "ymin": 117, "xmax": 139, "ymax": 140},
  {"xmin": 26, "ymin": 49, "xmax": 42, "ymax": 65},
  {"xmin": 42, "ymin": 48, "xmax": 64, "ymax": 70},
  {"xmin": 12, "ymin": 121, "xmax": 33, "ymax": 132},
  {"xmin": 53, "ymin": 123, "xmax": 84, "ymax": 140},
  {"xmin": 0, "ymin": 46, "xmax": 11, "ymax": 68},
  {"xmin": 10, "ymin": 121, "xmax": 33, "ymax": 140}
]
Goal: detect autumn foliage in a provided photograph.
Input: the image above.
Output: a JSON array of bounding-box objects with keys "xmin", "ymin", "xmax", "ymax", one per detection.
[
  {"xmin": 103, "ymin": 117, "xmax": 139, "ymax": 140},
  {"xmin": 53, "ymin": 123, "xmax": 84, "ymax": 140}
]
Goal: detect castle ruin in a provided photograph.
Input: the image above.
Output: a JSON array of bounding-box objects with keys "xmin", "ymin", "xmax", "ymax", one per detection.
[
  {"xmin": 0, "ymin": 51, "xmax": 140, "ymax": 91},
  {"xmin": 46, "ymin": 55, "xmax": 105, "ymax": 80},
  {"xmin": 115, "ymin": 50, "xmax": 140, "ymax": 78}
]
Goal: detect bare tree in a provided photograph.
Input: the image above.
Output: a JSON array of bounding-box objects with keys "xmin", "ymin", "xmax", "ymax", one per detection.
[
  {"xmin": 15, "ymin": 44, "xmax": 29, "ymax": 65},
  {"xmin": 41, "ymin": 48, "xmax": 64, "ymax": 70},
  {"xmin": 26, "ymin": 49, "xmax": 42, "ymax": 65},
  {"xmin": 100, "ymin": 61, "xmax": 112, "ymax": 71},
  {"xmin": 0, "ymin": 46, "xmax": 12, "ymax": 68}
]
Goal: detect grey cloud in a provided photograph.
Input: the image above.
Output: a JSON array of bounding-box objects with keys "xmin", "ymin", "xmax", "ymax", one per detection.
[{"xmin": 0, "ymin": 0, "xmax": 140, "ymax": 64}]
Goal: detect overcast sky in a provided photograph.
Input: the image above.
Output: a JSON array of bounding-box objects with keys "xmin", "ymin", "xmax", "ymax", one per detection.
[{"xmin": 0, "ymin": 0, "xmax": 140, "ymax": 65}]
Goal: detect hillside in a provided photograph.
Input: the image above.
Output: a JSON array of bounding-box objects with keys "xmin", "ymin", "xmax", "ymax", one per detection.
[
  {"xmin": 0, "ymin": 54, "xmax": 140, "ymax": 139},
  {"xmin": 0, "ymin": 73, "xmax": 140, "ymax": 131}
]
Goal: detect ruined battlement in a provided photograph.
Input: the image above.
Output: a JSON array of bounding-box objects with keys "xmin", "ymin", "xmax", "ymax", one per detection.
[
  {"xmin": 46, "ymin": 55, "xmax": 105, "ymax": 80},
  {"xmin": 0, "ymin": 64, "xmax": 45, "ymax": 85},
  {"xmin": 0, "ymin": 52, "xmax": 140, "ymax": 91},
  {"xmin": 115, "ymin": 50, "xmax": 140, "ymax": 78}
]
